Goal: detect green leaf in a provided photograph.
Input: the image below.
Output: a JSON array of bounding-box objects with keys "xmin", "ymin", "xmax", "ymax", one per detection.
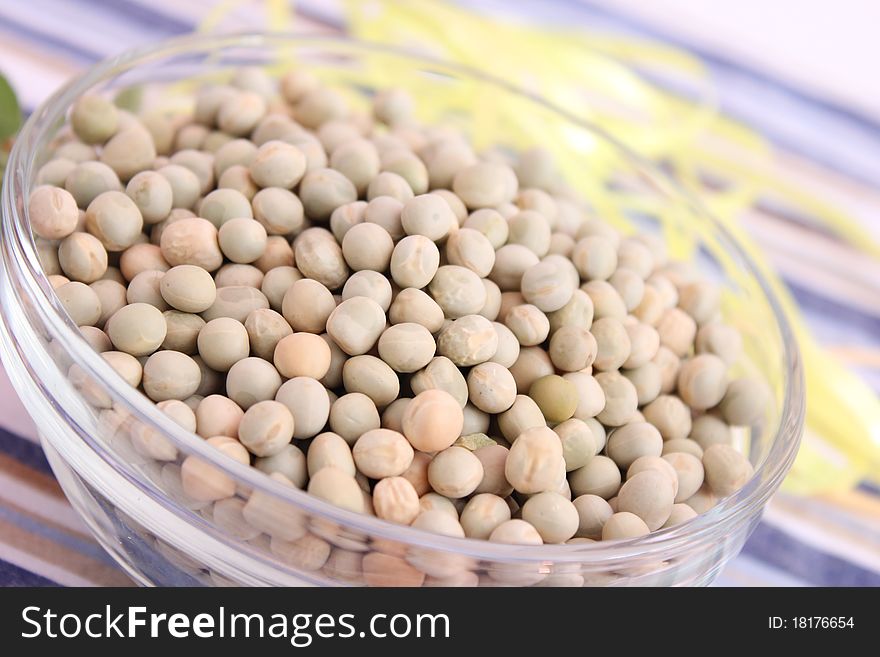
[{"xmin": 0, "ymin": 74, "xmax": 22, "ymax": 140}]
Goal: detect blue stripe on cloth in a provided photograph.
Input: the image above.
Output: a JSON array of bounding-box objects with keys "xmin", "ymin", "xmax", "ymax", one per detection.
[
  {"xmin": 73, "ymin": 0, "xmax": 192, "ymax": 35},
  {"xmin": 0, "ymin": 427, "xmax": 53, "ymax": 475},
  {"xmin": 741, "ymin": 522, "xmax": 880, "ymax": 586},
  {"xmin": 0, "ymin": 505, "xmax": 117, "ymax": 566},
  {"xmin": 0, "ymin": 558, "xmax": 59, "ymax": 586}
]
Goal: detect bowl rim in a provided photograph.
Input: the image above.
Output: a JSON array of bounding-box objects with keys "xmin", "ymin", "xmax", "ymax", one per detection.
[{"xmin": 1, "ymin": 31, "xmax": 804, "ymax": 564}]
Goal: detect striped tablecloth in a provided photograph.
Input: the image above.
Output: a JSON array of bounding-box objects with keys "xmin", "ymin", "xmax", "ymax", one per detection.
[{"xmin": 1, "ymin": 0, "xmax": 878, "ymax": 587}]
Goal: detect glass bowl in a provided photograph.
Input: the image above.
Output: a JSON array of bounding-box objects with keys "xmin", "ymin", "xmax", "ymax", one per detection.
[{"xmin": 0, "ymin": 33, "xmax": 804, "ymax": 587}]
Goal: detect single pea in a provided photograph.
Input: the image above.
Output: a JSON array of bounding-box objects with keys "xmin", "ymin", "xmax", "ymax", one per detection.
[
  {"xmin": 294, "ymin": 227, "xmax": 349, "ymax": 289},
  {"xmin": 105, "ymin": 302, "xmax": 166, "ymax": 355},
  {"xmin": 662, "ymin": 452, "xmax": 704, "ymax": 502},
  {"xmin": 388, "ymin": 288, "xmax": 445, "ymax": 333},
  {"xmin": 594, "ymin": 371, "xmax": 638, "ymax": 427},
  {"xmin": 437, "ymin": 314, "xmax": 498, "ymax": 367},
  {"xmin": 282, "ymin": 278, "xmax": 336, "ymax": 334},
  {"xmin": 299, "ymin": 168, "xmax": 358, "ymax": 221},
  {"xmin": 401, "ymin": 389, "xmax": 464, "ymax": 452},
  {"xmin": 329, "ymin": 392, "xmax": 381, "ymax": 445},
  {"xmin": 125, "ymin": 171, "xmax": 173, "ymax": 225},
  {"xmin": 662, "ymin": 438, "xmax": 705, "ymax": 459},
  {"xmin": 505, "ymin": 426, "xmax": 564, "ymax": 494},
  {"xmin": 689, "ymin": 413, "xmax": 733, "ymax": 451},
  {"xmin": 488, "ymin": 518, "xmax": 543, "ymax": 547},
  {"xmin": 470, "ymin": 444, "xmax": 512, "ymax": 497},
  {"xmin": 275, "ymin": 377, "xmax": 331, "ymax": 440},
  {"xmin": 390, "ymin": 235, "xmax": 440, "ymax": 289},
  {"xmin": 162, "ymin": 310, "xmax": 205, "ymax": 354},
  {"xmin": 253, "ymin": 235, "xmax": 294, "ymax": 273},
  {"xmin": 70, "ymin": 95, "xmax": 119, "ymax": 144},
  {"xmin": 307, "ymin": 431, "xmax": 355, "ymax": 478},
  {"xmin": 58, "ymin": 232, "xmax": 108, "ymax": 283},
  {"xmin": 216, "ymin": 217, "xmax": 268, "ymax": 265},
  {"xmin": 340, "ymin": 270, "xmax": 392, "ymax": 312},
  {"xmin": 452, "ymin": 162, "xmax": 518, "ymax": 209},
  {"xmin": 341, "ymin": 355, "xmax": 399, "ymax": 408},
  {"xmin": 373, "ymin": 322, "xmax": 434, "ymax": 374},
  {"xmin": 181, "ymin": 437, "xmax": 249, "ymax": 502},
  {"xmin": 341, "ymin": 222, "xmax": 394, "ymax": 272},
  {"xmin": 159, "ymin": 217, "xmax": 223, "ymax": 271},
  {"xmin": 459, "ymin": 493, "xmax": 511, "ymax": 540},
  {"xmin": 642, "ymin": 394, "xmax": 693, "ymax": 441},
  {"xmin": 528, "ymin": 374, "xmax": 578, "ymax": 424},
  {"xmin": 260, "ymin": 266, "xmax": 301, "ymax": 311},
  {"xmin": 606, "ymin": 421, "xmax": 663, "ymax": 469},
  {"xmin": 568, "ymin": 455, "xmax": 621, "ymax": 499},
  {"xmin": 662, "ymin": 503, "xmax": 698, "ymax": 528},
  {"xmin": 364, "ymin": 196, "xmax": 405, "ymax": 240},
  {"xmin": 28, "ymin": 186, "xmax": 79, "ymax": 240},
  {"xmin": 80, "ymin": 325, "xmax": 112, "ymax": 352},
  {"xmin": 200, "ymin": 285, "xmax": 269, "ymax": 323},
  {"xmin": 326, "ymin": 296, "xmax": 386, "ymax": 356},
  {"xmin": 274, "ymin": 332, "xmax": 332, "ymax": 380},
  {"xmin": 677, "ymin": 353, "xmax": 728, "ymax": 411},
  {"xmin": 215, "ymin": 263, "xmax": 264, "ymax": 289},
  {"xmin": 582, "ymin": 280, "xmax": 627, "ymax": 321},
  {"xmin": 216, "ymin": 90, "xmax": 266, "ymax": 136},
  {"xmin": 195, "ymin": 394, "xmax": 243, "ymax": 438},
  {"xmin": 125, "ymin": 269, "xmax": 168, "ymax": 310},
  {"xmin": 198, "ymin": 190, "xmax": 254, "ymax": 231},
  {"xmin": 463, "ymin": 208, "xmax": 509, "ymax": 249},
  {"xmin": 719, "ymin": 377, "xmax": 770, "ymax": 427},
  {"xmin": 142, "ymin": 350, "xmax": 201, "ymax": 402},
  {"xmin": 505, "ymin": 303, "xmax": 550, "ymax": 347},
  {"xmin": 238, "ymin": 400, "xmax": 295, "ymax": 457},
  {"xmin": 427, "ymin": 446, "xmax": 484, "ymax": 499},
  {"xmin": 410, "ymin": 356, "xmax": 469, "ymax": 407},
  {"xmin": 100, "ymin": 124, "xmax": 157, "ymax": 182},
  {"xmin": 330, "ymin": 138, "xmax": 380, "ymax": 194},
  {"xmin": 159, "ymin": 264, "xmax": 216, "ymax": 313},
  {"xmin": 445, "ymin": 228, "xmax": 495, "ymax": 277},
  {"xmin": 64, "ymin": 161, "xmax": 122, "ymax": 208},
  {"xmin": 249, "ymin": 140, "xmax": 306, "ymax": 189},
  {"xmin": 601, "ymin": 511, "xmax": 650, "ymax": 541},
  {"xmin": 429, "ymin": 265, "xmax": 487, "ymax": 319},
  {"xmin": 367, "ymin": 171, "xmax": 414, "ymax": 202},
  {"xmin": 702, "ymin": 444, "xmax": 754, "ymax": 497},
  {"xmin": 85, "ymin": 191, "xmax": 144, "ymax": 252},
  {"xmin": 548, "ymin": 325, "xmax": 597, "ymax": 372},
  {"xmin": 554, "ymin": 418, "xmax": 597, "ymax": 471},
  {"xmin": 548, "ymin": 288, "xmax": 594, "ymax": 335},
  {"xmin": 466, "ymin": 362, "xmax": 517, "ymax": 414},
  {"xmin": 489, "ymin": 244, "xmax": 539, "ymax": 291},
  {"xmin": 571, "ymin": 236, "xmax": 617, "ymax": 281},
  {"xmin": 373, "ymin": 476, "xmax": 421, "ymax": 525},
  {"xmin": 197, "ymin": 317, "xmax": 249, "ymax": 372},
  {"xmin": 37, "ymin": 158, "xmax": 77, "ymax": 188},
  {"xmin": 381, "ymin": 150, "xmax": 429, "ymax": 195},
  {"xmin": 656, "ymin": 307, "xmax": 697, "ymax": 358},
  {"xmin": 609, "ymin": 267, "xmax": 645, "ymax": 311},
  {"xmin": 508, "ymin": 210, "xmax": 551, "ymax": 257},
  {"xmin": 418, "ymin": 493, "xmax": 460, "ymax": 519},
  {"xmin": 243, "ymin": 308, "xmax": 291, "ymax": 360},
  {"xmin": 101, "ymin": 350, "xmax": 143, "ymax": 388},
  {"xmin": 695, "ymin": 322, "xmax": 743, "ymax": 366},
  {"xmin": 520, "ymin": 259, "xmax": 575, "ymax": 313},
  {"xmin": 225, "ymin": 356, "xmax": 282, "ymax": 410},
  {"xmin": 353, "ymin": 429, "xmax": 414, "ymax": 479},
  {"xmin": 252, "ymin": 187, "xmax": 305, "ymax": 235},
  {"xmin": 522, "ymin": 491, "xmax": 579, "ymax": 544},
  {"xmin": 509, "ymin": 346, "xmax": 554, "ymax": 394},
  {"xmin": 572, "ymin": 494, "xmax": 613, "ymax": 539},
  {"xmin": 308, "ymin": 466, "xmax": 365, "ymax": 514},
  {"xmin": 616, "ymin": 470, "xmax": 675, "ymax": 530},
  {"xmin": 212, "ymin": 138, "xmax": 258, "ymax": 178}
]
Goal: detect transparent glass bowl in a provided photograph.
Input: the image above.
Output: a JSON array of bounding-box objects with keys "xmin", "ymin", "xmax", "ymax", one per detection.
[{"xmin": 0, "ymin": 33, "xmax": 804, "ymax": 586}]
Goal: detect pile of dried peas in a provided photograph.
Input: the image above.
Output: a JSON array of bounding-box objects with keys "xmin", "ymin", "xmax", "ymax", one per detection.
[{"xmin": 29, "ymin": 65, "xmax": 770, "ymax": 564}]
